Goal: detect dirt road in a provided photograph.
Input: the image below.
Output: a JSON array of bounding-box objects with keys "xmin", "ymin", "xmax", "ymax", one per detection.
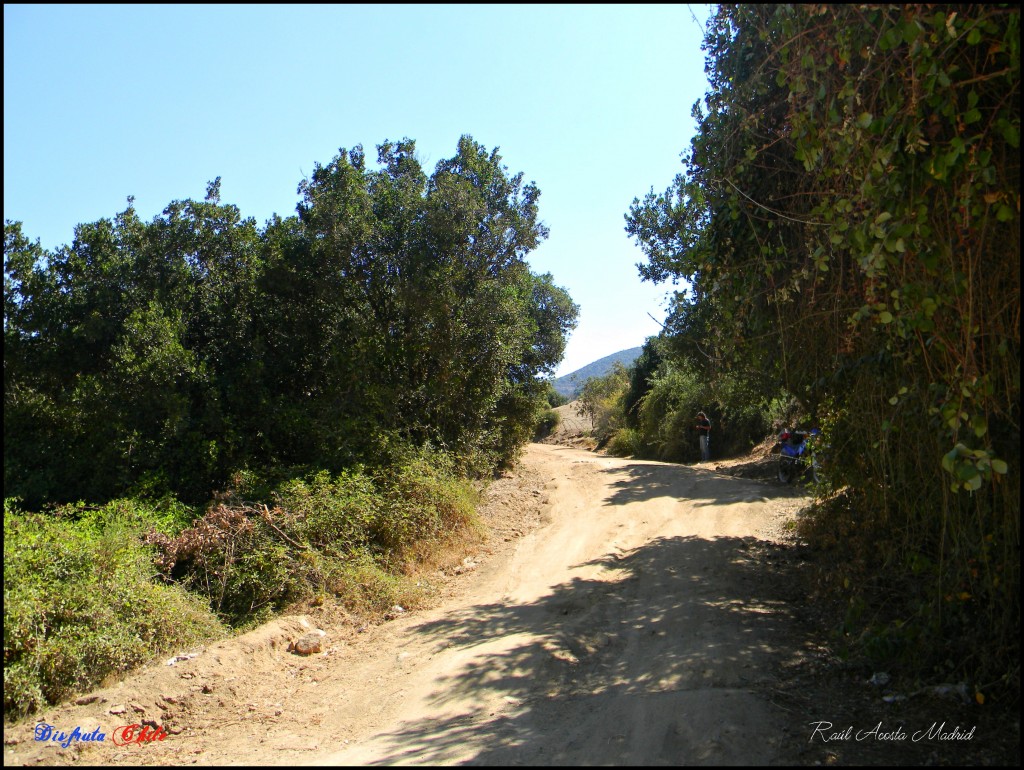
[
  {"xmin": 315, "ymin": 443, "xmax": 811, "ymax": 766},
  {"xmin": 6, "ymin": 442, "xmax": 822, "ymax": 766},
  {"xmin": 7, "ymin": 441, "xmax": 1012, "ymax": 767}
]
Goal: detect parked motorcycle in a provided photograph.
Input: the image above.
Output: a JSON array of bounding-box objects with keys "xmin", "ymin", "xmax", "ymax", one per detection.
[{"xmin": 775, "ymin": 428, "xmax": 824, "ymax": 484}]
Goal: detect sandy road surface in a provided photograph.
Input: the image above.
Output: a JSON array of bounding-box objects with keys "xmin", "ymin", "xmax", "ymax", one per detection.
[
  {"xmin": 317, "ymin": 443, "xmax": 811, "ymax": 766},
  {"xmin": 5, "ymin": 443, "xmax": 816, "ymax": 766},
  {"xmin": 8, "ymin": 442, "xmax": 1012, "ymax": 766}
]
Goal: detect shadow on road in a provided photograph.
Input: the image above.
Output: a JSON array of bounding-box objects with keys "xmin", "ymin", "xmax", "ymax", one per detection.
[
  {"xmin": 323, "ymin": 450, "xmax": 1019, "ymax": 767},
  {"xmin": 346, "ymin": 534, "xmax": 816, "ymax": 765},
  {"xmin": 598, "ymin": 459, "xmax": 809, "ymax": 509}
]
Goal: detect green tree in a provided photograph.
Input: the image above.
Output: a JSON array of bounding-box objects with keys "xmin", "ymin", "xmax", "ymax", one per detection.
[
  {"xmin": 626, "ymin": 4, "xmax": 1019, "ymax": 690},
  {"xmin": 5, "ymin": 185, "xmax": 266, "ymax": 505},
  {"xmin": 290, "ymin": 136, "xmax": 577, "ymax": 470},
  {"xmin": 5, "ymin": 135, "xmax": 577, "ymax": 505}
]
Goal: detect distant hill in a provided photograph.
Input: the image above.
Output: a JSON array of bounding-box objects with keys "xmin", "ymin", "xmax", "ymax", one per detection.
[{"xmin": 552, "ymin": 347, "xmax": 643, "ymax": 398}]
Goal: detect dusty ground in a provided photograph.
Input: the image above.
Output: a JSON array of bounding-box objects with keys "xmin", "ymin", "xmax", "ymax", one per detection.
[
  {"xmin": 3, "ymin": 438, "xmax": 1016, "ymax": 766},
  {"xmin": 539, "ymin": 400, "xmax": 597, "ymax": 450}
]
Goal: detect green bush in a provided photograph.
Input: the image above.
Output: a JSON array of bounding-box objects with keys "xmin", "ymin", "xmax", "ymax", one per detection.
[
  {"xmin": 635, "ymin": 366, "xmax": 706, "ymax": 462},
  {"xmin": 374, "ymin": 450, "xmax": 478, "ymax": 555},
  {"xmin": 149, "ymin": 449, "xmax": 478, "ymax": 627},
  {"xmin": 3, "ymin": 498, "xmax": 224, "ymax": 720},
  {"xmin": 3, "ymin": 448, "xmax": 485, "ymax": 720},
  {"xmin": 606, "ymin": 427, "xmax": 644, "ymax": 457},
  {"xmin": 533, "ymin": 408, "xmax": 561, "ymax": 440},
  {"xmin": 275, "ymin": 469, "xmax": 380, "ymax": 555}
]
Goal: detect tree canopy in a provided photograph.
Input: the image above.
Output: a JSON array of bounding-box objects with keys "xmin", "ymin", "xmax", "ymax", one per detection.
[
  {"xmin": 626, "ymin": 4, "xmax": 1019, "ymax": 692},
  {"xmin": 5, "ymin": 135, "xmax": 578, "ymax": 506}
]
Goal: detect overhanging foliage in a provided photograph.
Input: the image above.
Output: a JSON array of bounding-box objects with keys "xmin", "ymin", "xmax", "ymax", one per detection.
[{"xmin": 627, "ymin": 4, "xmax": 1019, "ymax": 693}]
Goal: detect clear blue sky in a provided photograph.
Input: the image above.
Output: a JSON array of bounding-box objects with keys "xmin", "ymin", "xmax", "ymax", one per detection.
[{"xmin": 4, "ymin": 4, "xmax": 711, "ymax": 377}]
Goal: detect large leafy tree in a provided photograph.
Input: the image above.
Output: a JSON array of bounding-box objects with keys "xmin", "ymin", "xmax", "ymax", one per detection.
[
  {"xmin": 5, "ymin": 135, "xmax": 577, "ymax": 505},
  {"xmin": 627, "ymin": 5, "xmax": 1019, "ymax": 688},
  {"xmin": 4, "ymin": 183, "xmax": 265, "ymax": 503},
  {"xmin": 287, "ymin": 136, "xmax": 577, "ymax": 469}
]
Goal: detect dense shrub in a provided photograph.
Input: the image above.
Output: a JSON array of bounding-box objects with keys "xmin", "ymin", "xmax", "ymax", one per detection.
[
  {"xmin": 626, "ymin": 4, "xmax": 1019, "ymax": 692},
  {"xmin": 147, "ymin": 501, "xmax": 300, "ymax": 626},
  {"xmin": 3, "ymin": 499, "xmax": 224, "ymax": 720},
  {"xmin": 533, "ymin": 408, "xmax": 561, "ymax": 440},
  {"xmin": 373, "ymin": 450, "xmax": 479, "ymax": 555},
  {"xmin": 606, "ymin": 427, "xmax": 644, "ymax": 457},
  {"xmin": 146, "ymin": 449, "xmax": 478, "ymax": 627},
  {"xmin": 3, "ymin": 445, "xmax": 483, "ymax": 721},
  {"xmin": 275, "ymin": 469, "xmax": 381, "ymax": 555},
  {"xmin": 4, "ymin": 137, "xmax": 578, "ymax": 509},
  {"xmin": 634, "ymin": 365, "xmax": 706, "ymax": 462}
]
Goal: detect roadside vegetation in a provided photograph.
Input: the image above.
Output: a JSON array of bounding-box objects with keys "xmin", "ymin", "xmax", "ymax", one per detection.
[
  {"xmin": 616, "ymin": 5, "xmax": 1019, "ymax": 701},
  {"xmin": 3, "ymin": 136, "xmax": 578, "ymax": 720},
  {"xmin": 3, "ymin": 498, "xmax": 224, "ymax": 718},
  {"xmin": 577, "ymin": 337, "xmax": 790, "ymax": 461},
  {"xmin": 532, "ymin": 380, "xmax": 568, "ymax": 440},
  {"xmin": 4, "ymin": 3, "xmax": 1018, "ymax": 721}
]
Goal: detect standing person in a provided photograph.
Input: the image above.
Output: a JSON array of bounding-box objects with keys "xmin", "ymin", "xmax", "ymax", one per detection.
[{"xmin": 695, "ymin": 412, "xmax": 711, "ymax": 462}]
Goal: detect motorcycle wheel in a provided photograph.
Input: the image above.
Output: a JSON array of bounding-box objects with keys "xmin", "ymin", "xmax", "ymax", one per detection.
[{"xmin": 778, "ymin": 459, "xmax": 794, "ymax": 484}]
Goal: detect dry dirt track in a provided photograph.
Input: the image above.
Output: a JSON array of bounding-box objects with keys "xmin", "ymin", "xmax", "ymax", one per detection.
[
  {"xmin": 315, "ymin": 443, "xmax": 812, "ymax": 766},
  {"xmin": 7, "ymin": 442, "xmax": 1015, "ymax": 767},
  {"xmin": 3, "ymin": 443, "xmax": 817, "ymax": 767}
]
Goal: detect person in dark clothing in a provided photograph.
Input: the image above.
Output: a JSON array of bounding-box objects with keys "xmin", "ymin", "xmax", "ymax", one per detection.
[{"xmin": 695, "ymin": 412, "xmax": 711, "ymax": 461}]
